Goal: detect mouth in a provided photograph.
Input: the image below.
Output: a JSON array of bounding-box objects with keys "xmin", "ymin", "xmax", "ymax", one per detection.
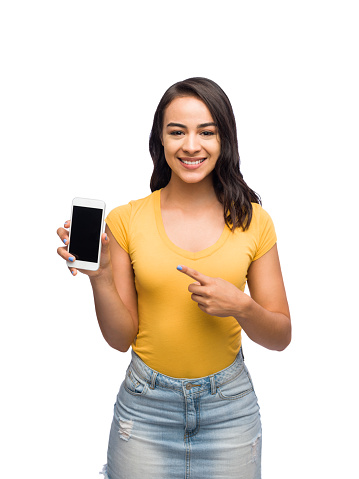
[{"xmin": 179, "ymin": 157, "xmax": 206, "ymax": 166}]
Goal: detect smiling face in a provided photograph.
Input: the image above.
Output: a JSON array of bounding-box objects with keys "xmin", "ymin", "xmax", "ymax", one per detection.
[{"xmin": 161, "ymin": 96, "xmax": 221, "ymax": 185}]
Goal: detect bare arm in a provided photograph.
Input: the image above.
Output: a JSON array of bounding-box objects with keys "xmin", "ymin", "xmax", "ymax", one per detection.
[
  {"xmin": 89, "ymin": 225, "xmax": 138, "ymax": 351},
  {"xmin": 241, "ymin": 244, "xmax": 291, "ymax": 351},
  {"xmin": 57, "ymin": 223, "xmax": 138, "ymax": 352}
]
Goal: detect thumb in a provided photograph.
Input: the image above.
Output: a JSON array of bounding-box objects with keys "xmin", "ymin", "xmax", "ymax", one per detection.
[
  {"xmin": 100, "ymin": 232, "xmax": 110, "ymax": 253},
  {"xmin": 102, "ymin": 232, "xmax": 109, "ymax": 244}
]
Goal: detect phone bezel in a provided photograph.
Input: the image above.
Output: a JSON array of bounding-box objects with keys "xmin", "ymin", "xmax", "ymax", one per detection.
[{"xmin": 66, "ymin": 197, "xmax": 106, "ymax": 271}]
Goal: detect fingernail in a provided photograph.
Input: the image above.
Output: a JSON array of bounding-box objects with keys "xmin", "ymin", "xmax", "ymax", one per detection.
[
  {"xmin": 68, "ymin": 256, "xmax": 75, "ymax": 262},
  {"xmin": 105, "ymin": 235, "xmax": 108, "ymax": 241},
  {"xmin": 71, "ymin": 270, "xmax": 75, "ymax": 275},
  {"xmin": 177, "ymin": 265, "xmax": 183, "ymax": 271},
  {"xmin": 63, "ymin": 239, "xmax": 67, "ymax": 244}
]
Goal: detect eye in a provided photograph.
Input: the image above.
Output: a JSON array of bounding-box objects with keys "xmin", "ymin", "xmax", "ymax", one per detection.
[
  {"xmin": 169, "ymin": 130, "xmax": 184, "ymax": 136},
  {"xmin": 201, "ymin": 131, "xmax": 215, "ymax": 136}
]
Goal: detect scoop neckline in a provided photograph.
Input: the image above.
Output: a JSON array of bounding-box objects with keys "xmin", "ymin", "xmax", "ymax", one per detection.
[{"xmin": 154, "ymin": 189, "xmax": 231, "ymax": 260}]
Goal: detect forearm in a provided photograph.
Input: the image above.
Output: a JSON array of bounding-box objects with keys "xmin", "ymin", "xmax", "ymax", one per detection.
[
  {"xmin": 234, "ymin": 296, "xmax": 291, "ymax": 351},
  {"xmin": 90, "ymin": 272, "xmax": 137, "ymax": 352}
]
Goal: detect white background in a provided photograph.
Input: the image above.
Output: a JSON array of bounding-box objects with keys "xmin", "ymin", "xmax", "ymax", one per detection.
[{"xmin": 1, "ymin": 1, "xmax": 358, "ymax": 477}]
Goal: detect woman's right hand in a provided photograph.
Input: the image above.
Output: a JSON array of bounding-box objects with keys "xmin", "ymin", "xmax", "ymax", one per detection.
[{"xmin": 57, "ymin": 220, "xmax": 112, "ymax": 278}]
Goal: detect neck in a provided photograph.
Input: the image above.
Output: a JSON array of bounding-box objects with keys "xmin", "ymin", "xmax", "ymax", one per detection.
[{"xmin": 161, "ymin": 174, "xmax": 219, "ymax": 210}]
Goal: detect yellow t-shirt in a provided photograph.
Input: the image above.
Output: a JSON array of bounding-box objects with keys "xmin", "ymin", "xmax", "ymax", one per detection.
[{"xmin": 106, "ymin": 189, "xmax": 277, "ymax": 378}]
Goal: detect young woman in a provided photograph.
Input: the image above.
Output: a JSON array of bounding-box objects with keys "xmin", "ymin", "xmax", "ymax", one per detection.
[{"xmin": 57, "ymin": 77, "xmax": 291, "ymax": 479}]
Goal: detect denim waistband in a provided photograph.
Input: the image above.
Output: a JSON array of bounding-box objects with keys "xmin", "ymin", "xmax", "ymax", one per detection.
[{"xmin": 129, "ymin": 348, "xmax": 245, "ymax": 395}]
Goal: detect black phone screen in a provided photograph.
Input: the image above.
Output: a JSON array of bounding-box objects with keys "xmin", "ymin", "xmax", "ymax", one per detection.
[{"xmin": 69, "ymin": 206, "xmax": 103, "ymax": 262}]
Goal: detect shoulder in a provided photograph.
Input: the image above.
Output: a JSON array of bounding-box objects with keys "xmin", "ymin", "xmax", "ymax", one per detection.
[
  {"xmin": 107, "ymin": 190, "xmax": 158, "ymax": 221},
  {"xmin": 105, "ymin": 191, "xmax": 158, "ymax": 251},
  {"xmin": 249, "ymin": 202, "xmax": 274, "ymax": 230},
  {"xmin": 251, "ymin": 202, "xmax": 272, "ymax": 219}
]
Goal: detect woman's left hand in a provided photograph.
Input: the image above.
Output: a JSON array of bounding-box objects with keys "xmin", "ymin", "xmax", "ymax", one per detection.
[{"xmin": 177, "ymin": 265, "xmax": 251, "ymax": 318}]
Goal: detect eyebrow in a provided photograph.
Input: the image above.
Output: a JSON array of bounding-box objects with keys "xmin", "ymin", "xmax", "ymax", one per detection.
[{"xmin": 166, "ymin": 122, "xmax": 217, "ymax": 129}]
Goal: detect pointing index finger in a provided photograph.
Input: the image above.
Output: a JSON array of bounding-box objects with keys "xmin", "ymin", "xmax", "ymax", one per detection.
[{"xmin": 176, "ymin": 265, "xmax": 209, "ymax": 285}]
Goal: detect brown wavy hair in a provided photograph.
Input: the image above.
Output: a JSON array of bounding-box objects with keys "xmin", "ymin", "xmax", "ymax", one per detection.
[{"xmin": 149, "ymin": 77, "xmax": 261, "ymax": 231}]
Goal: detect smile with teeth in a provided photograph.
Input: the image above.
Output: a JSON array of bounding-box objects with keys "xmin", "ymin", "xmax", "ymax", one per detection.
[{"xmin": 179, "ymin": 158, "xmax": 206, "ymax": 165}]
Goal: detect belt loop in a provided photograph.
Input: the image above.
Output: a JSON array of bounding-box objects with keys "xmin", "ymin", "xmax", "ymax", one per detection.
[
  {"xmin": 210, "ymin": 375, "xmax": 216, "ymax": 395},
  {"xmin": 241, "ymin": 346, "xmax": 244, "ymax": 361},
  {"xmin": 150, "ymin": 371, "xmax": 158, "ymax": 390}
]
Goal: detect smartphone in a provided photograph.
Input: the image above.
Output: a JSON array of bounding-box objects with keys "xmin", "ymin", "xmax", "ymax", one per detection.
[{"xmin": 66, "ymin": 197, "xmax": 106, "ymax": 271}]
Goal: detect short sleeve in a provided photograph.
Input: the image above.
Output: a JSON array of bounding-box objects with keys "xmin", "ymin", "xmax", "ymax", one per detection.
[
  {"xmin": 105, "ymin": 203, "xmax": 132, "ymax": 253},
  {"xmin": 252, "ymin": 206, "xmax": 277, "ymax": 261}
]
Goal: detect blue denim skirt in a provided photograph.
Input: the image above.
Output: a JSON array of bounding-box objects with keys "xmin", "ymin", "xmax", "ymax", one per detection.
[{"xmin": 100, "ymin": 348, "xmax": 262, "ymax": 479}]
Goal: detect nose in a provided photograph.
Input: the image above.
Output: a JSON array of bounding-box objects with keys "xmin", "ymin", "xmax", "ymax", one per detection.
[{"xmin": 182, "ymin": 132, "xmax": 201, "ymax": 154}]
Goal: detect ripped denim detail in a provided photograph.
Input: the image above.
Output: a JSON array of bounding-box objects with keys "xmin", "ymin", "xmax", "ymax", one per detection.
[
  {"xmin": 118, "ymin": 418, "xmax": 134, "ymax": 441},
  {"xmin": 251, "ymin": 433, "xmax": 262, "ymax": 464}
]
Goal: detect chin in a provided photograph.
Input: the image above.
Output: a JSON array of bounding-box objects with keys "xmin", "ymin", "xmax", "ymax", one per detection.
[
  {"xmin": 176, "ymin": 170, "xmax": 213, "ymax": 184},
  {"xmin": 181, "ymin": 175, "xmax": 208, "ymax": 185}
]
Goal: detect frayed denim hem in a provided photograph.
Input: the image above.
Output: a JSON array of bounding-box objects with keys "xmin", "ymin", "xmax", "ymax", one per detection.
[{"xmin": 99, "ymin": 464, "xmax": 109, "ymax": 478}]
